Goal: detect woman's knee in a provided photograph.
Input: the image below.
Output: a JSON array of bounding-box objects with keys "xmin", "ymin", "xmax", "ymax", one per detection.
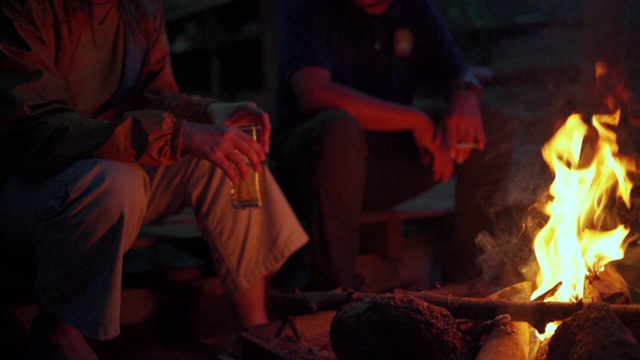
[{"xmin": 72, "ymin": 159, "xmax": 149, "ymax": 218}]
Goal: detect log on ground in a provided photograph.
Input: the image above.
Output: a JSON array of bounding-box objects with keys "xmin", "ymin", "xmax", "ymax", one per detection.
[
  {"xmin": 548, "ymin": 301, "xmax": 640, "ymax": 360},
  {"xmin": 330, "ymin": 294, "xmax": 471, "ymax": 360},
  {"xmin": 476, "ymin": 320, "xmax": 535, "ymax": 360}
]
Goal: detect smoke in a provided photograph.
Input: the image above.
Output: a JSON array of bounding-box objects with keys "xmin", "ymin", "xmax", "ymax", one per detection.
[
  {"xmin": 473, "ymin": 134, "xmax": 555, "ymax": 286},
  {"xmin": 474, "ymin": 201, "xmax": 545, "ymax": 286}
]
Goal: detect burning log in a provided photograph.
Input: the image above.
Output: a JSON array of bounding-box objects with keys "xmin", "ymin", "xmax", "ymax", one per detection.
[
  {"xmin": 476, "ymin": 320, "xmax": 535, "ymax": 360},
  {"xmin": 268, "ymin": 290, "xmax": 640, "ymax": 335},
  {"xmin": 547, "ymin": 301, "xmax": 640, "ymax": 360},
  {"xmin": 475, "ymin": 281, "xmax": 537, "ymax": 360},
  {"xmin": 329, "ymin": 294, "xmax": 471, "ymax": 360},
  {"xmin": 588, "ymin": 263, "xmax": 633, "ymax": 304}
]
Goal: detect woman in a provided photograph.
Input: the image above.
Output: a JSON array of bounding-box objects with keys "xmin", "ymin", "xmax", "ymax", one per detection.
[{"xmin": 0, "ymin": 1, "xmax": 308, "ymax": 358}]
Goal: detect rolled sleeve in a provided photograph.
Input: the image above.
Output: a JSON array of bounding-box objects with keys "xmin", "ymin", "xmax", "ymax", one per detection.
[{"xmin": 93, "ymin": 111, "xmax": 186, "ymax": 165}]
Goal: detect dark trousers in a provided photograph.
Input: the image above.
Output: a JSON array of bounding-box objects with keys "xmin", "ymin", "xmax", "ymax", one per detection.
[{"xmin": 272, "ymin": 107, "xmax": 514, "ymax": 290}]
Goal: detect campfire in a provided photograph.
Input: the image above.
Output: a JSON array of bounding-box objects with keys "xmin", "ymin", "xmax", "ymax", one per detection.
[
  {"xmin": 241, "ymin": 107, "xmax": 640, "ymax": 360},
  {"xmin": 529, "ymin": 108, "xmax": 636, "ymax": 338},
  {"xmin": 242, "ymin": 74, "xmax": 640, "ymax": 359}
]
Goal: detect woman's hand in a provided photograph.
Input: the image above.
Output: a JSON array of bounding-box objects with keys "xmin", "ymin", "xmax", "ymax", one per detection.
[
  {"xmin": 180, "ymin": 122, "xmax": 265, "ymax": 185},
  {"xmin": 206, "ymin": 101, "xmax": 272, "ymax": 153}
]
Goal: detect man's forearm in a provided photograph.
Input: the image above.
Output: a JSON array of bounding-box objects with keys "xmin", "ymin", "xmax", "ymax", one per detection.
[{"xmin": 298, "ymin": 81, "xmax": 426, "ymax": 132}]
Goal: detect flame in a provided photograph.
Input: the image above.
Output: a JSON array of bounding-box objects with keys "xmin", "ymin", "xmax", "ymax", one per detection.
[{"xmin": 529, "ymin": 110, "xmax": 636, "ymax": 336}]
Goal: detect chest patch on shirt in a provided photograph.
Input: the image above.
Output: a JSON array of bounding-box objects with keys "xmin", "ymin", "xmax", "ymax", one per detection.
[{"xmin": 394, "ymin": 28, "xmax": 414, "ymax": 58}]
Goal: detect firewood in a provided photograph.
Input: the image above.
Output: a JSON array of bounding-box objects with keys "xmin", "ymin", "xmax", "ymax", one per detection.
[
  {"xmin": 475, "ymin": 281, "xmax": 536, "ymax": 360},
  {"xmin": 269, "ymin": 290, "xmax": 640, "ymax": 334},
  {"xmin": 588, "ymin": 263, "xmax": 632, "ymax": 304},
  {"xmin": 547, "ymin": 301, "xmax": 640, "ymax": 360},
  {"xmin": 329, "ymin": 295, "xmax": 471, "ymax": 360},
  {"xmin": 613, "ymin": 304, "xmax": 640, "ymax": 342},
  {"xmin": 269, "ymin": 290, "xmax": 580, "ymax": 333},
  {"xmin": 425, "ymin": 293, "xmax": 579, "ymax": 334},
  {"xmin": 476, "ymin": 320, "xmax": 534, "ymax": 360}
]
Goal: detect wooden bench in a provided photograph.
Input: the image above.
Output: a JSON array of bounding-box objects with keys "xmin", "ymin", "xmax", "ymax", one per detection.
[
  {"xmin": 123, "ymin": 213, "xmax": 213, "ymax": 288},
  {"xmin": 359, "ymin": 208, "xmax": 452, "ymax": 261},
  {"xmin": 361, "ymin": 180, "xmax": 456, "ymax": 260},
  {"xmin": 0, "ymin": 214, "xmax": 212, "ymax": 308},
  {"xmin": 129, "ymin": 178, "xmax": 457, "ymax": 282}
]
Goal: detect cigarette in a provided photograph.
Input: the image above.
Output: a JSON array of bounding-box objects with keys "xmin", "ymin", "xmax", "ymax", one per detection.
[{"xmin": 455, "ymin": 142, "xmax": 478, "ymax": 149}]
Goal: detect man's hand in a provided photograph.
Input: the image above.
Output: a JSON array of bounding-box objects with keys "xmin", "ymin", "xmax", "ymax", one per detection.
[
  {"xmin": 410, "ymin": 112, "xmax": 454, "ymax": 182},
  {"xmin": 206, "ymin": 101, "xmax": 272, "ymax": 153},
  {"xmin": 427, "ymin": 134, "xmax": 455, "ymax": 183},
  {"xmin": 180, "ymin": 122, "xmax": 266, "ymax": 185},
  {"xmin": 446, "ymin": 89, "xmax": 486, "ymax": 164},
  {"xmin": 411, "ymin": 111, "xmax": 437, "ymax": 153}
]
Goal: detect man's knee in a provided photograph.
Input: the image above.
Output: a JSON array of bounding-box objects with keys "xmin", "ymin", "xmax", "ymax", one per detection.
[
  {"xmin": 275, "ymin": 109, "xmax": 367, "ymax": 180},
  {"xmin": 313, "ymin": 109, "xmax": 366, "ymax": 152}
]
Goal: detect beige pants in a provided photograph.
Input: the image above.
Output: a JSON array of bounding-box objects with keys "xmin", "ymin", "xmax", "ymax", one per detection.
[
  {"xmin": 0, "ymin": 157, "xmax": 308, "ymax": 340},
  {"xmin": 143, "ymin": 155, "xmax": 308, "ymax": 296}
]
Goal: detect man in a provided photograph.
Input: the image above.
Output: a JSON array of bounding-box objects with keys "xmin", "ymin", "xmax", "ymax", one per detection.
[
  {"xmin": 0, "ymin": 1, "xmax": 308, "ymax": 358},
  {"xmin": 272, "ymin": 0, "xmax": 513, "ymax": 291}
]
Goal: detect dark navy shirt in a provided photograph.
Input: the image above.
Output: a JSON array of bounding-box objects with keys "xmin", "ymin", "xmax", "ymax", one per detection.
[{"xmin": 274, "ymin": 0, "xmax": 468, "ymax": 144}]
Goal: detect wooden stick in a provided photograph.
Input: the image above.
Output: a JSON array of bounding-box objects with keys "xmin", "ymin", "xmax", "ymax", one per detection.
[
  {"xmin": 531, "ymin": 281, "xmax": 562, "ymax": 302},
  {"xmin": 268, "ymin": 290, "xmax": 640, "ymax": 334}
]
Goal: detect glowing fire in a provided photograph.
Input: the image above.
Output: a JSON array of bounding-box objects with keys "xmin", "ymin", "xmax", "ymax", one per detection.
[{"xmin": 530, "ymin": 109, "xmax": 636, "ymax": 336}]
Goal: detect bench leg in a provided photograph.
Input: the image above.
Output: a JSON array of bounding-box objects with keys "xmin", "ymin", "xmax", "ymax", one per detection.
[{"xmin": 382, "ymin": 220, "xmax": 405, "ymax": 262}]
